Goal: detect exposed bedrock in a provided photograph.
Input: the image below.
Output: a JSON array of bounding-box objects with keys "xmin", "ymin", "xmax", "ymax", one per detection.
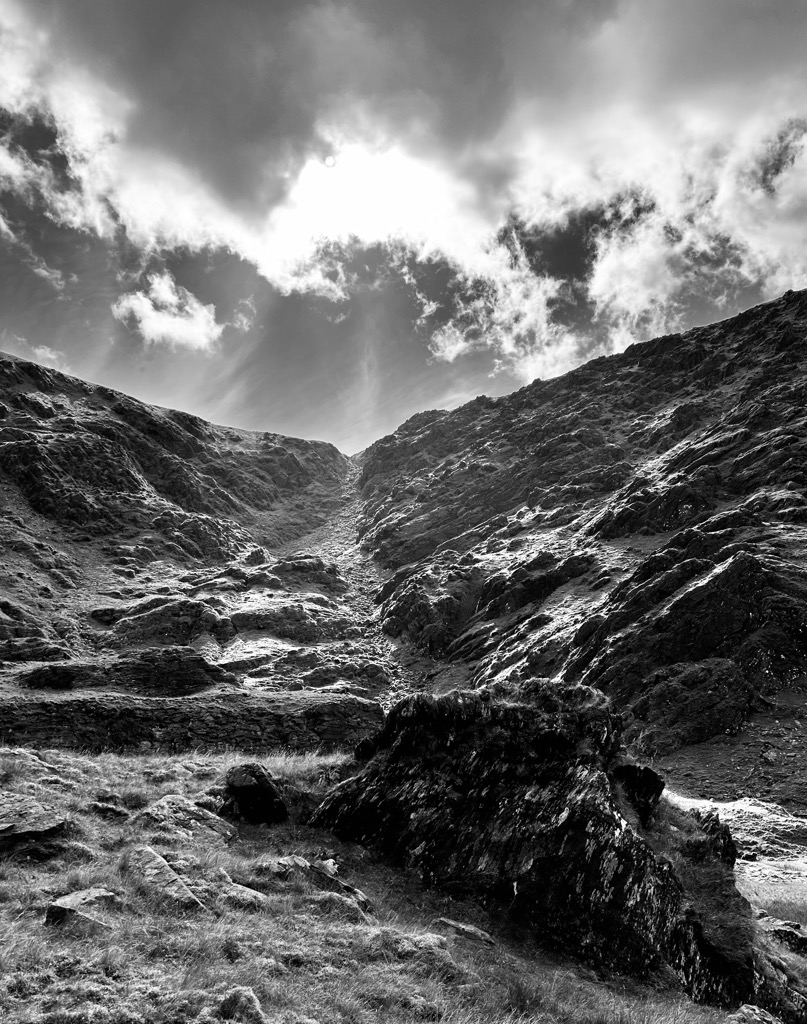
[
  {"xmin": 14, "ymin": 647, "xmax": 237, "ymax": 696},
  {"xmin": 313, "ymin": 689, "xmax": 807, "ymax": 1019},
  {"xmin": 0, "ymin": 690, "xmax": 384, "ymax": 752},
  {"xmin": 353, "ymin": 290, "xmax": 807, "ymax": 765},
  {"xmin": 565, "ymin": 547, "xmax": 807, "ymax": 753}
]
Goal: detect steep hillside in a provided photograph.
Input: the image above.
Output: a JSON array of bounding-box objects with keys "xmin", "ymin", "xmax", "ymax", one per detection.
[
  {"xmin": 0, "ymin": 352, "xmax": 349, "ymax": 563},
  {"xmin": 0, "ymin": 353, "xmax": 390, "ymax": 755},
  {"xmin": 4, "ymin": 295, "xmax": 807, "ymax": 1022},
  {"xmin": 358, "ymin": 289, "xmax": 807, "ymax": 809}
]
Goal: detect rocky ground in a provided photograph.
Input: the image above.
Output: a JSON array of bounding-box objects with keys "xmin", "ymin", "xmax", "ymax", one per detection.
[{"xmin": 3, "ymin": 291, "xmax": 807, "ymax": 1022}]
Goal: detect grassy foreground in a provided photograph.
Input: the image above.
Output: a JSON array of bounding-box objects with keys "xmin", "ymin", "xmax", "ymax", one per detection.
[{"xmin": 0, "ymin": 746, "xmax": 729, "ymax": 1024}]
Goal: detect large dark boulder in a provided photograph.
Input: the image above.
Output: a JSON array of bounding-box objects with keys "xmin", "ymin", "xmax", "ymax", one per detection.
[
  {"xmin": 221, "ymin": 763, "xmax": 289, "ymax": 824},
  {"xmin": 313, "ymin": 690, "xmax": 804, "ymax": 1016}
]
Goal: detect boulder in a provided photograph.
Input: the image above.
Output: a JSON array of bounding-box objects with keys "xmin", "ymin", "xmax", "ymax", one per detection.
[
  {"xmin": 45, "ymin": 887, "xmax": 122, "ymax": 927},
  {"xmin": 131, "ymin": 794, "xmax": 236, "ymax": 845},
  {"xmin": 127, "ymin": 845, "xmax": 207, "ymax": 911},
  {"xmin": 0, "ymin": 793, "xmax": 66, "ymax": 852},
  {"xmin": 221, "ymin": 763, "xmax": 289, "ymax": 824},
  {"xmin": 313, "ymin": 690, "xmax": 760, "ymax": 1006}
]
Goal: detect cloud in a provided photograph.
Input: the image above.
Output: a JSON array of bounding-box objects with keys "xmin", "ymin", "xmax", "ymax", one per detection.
[
  {"xmin": 230, "ymin": 295, "xmax": 256, "ymax": 334},
  {"xmin": 0, "ymin": 331, "xmax": 71, "ymax": 372},
  {"xmin": 111, "ymin": 272, "xmax": 224, "ymax": 351},
  {"xmin": 0, "ymin": 0, "xmax": 806, "ymax": 381}
]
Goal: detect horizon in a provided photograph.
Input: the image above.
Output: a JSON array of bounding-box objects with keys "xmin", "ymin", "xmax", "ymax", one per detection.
[
  {"xmin": 1, "ymin": 1, "xmax": 806, "ymax": 451},
  {"xmin": 1, "ymin": 283, "xmax": 792, "ymax": 457}
]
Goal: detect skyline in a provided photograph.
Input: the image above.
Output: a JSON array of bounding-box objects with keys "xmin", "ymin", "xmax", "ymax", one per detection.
[{"xmin": 1, "ymin": 0, "xmax": 806, "ymax": 451}]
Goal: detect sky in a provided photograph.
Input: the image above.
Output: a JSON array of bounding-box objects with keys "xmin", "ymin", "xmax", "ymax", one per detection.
[{"xmin": 0, "ymin": 1, "xmax": 806, "ymax": 453}]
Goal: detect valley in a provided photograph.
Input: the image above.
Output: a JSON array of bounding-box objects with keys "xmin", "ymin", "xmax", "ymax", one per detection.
[{"xmin": 3, "ymin": 291, "xmax": 807, "ymax": 1022}]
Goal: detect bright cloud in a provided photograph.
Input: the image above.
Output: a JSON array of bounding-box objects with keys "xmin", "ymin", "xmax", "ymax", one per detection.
[
  {"xmin": 1, "ymin": 0, "xmax": 807, "ymax": 381},
  {"xmin": 112, "ymin": 273, "xmax": 224, "ymax": 351}
]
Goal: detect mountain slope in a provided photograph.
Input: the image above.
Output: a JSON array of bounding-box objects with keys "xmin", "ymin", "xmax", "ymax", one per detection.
[
  {"xmin": 358, "ymin": 289, "xmax": 807, "ymax": 808},
  {"xmin": 3, "ymin": 294, "xmax": 807, "ymax": 1021}
]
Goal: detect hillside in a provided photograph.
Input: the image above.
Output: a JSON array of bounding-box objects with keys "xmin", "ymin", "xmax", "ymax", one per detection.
[
  {"xmin": 2, "ymin": 293, "xmax": 807, "ymax": 1022},
  {"xmin": 359, "ymin": 289, "xmax": 807, "ymax": 808}
]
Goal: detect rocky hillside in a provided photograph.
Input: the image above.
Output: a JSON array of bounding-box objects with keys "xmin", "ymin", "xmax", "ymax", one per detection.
[
  {"xmin": 359, "ymin": 289, "xmax": 807, "ymax": 808},
  {"xmin": 4, "ymin": 293, "xmax": 807, "ymax": 1022},
  {"xmin": 0, "ymin": 351, "xmax": 349, "ymax": 563},
  {"xmin": 0, "ymin": 352, "xmax": 390, "ymax": 758}
]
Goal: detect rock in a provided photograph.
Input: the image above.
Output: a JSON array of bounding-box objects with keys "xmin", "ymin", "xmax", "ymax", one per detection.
[
  {"xmin": 0, "ymin": 793, "xmax": 66, "ymax": 851},
  {"xmin": 126, "ymin": 845, "xmax": 207, "ymax": 911},
  {"xmin": 612, "ymin": 761, "xmax": 666, "ymax": 827},
  {"xmin": 690, "ymin": 808, "xmax": 738, "ymax": 867},
  {"xmin": 221, "ymin": 763, "xmax": 289, "ymax": 824},
  {"xmin": 248, "ymin": 854, "xmax": 371, "ymax": 910},
  {"xmin": 432, "ymin": 917, "xmax": 494, "ymax": 945},
  {"xmin": 759, "ymin": 917, "xmax": 807, "ymax": 955},
  {"xmin": 218, "ymin": 986, "xmax": 268, "ymax": 1023},
  {"xmin": 0, "ymin": 690, "xmax": 385, "ymax": 752},
  {"xmin": 304, "ymin": 890, "xmax": 369, "ymax": 922},
  {"xmin": 88, "ymin": 801, "xmax": 129, "ymax": 820},
  {"xmin": 131, "ymin": 794, "xmax": 236, "ymax": 845},
  {"xmin": 190, "ymin": 868, "xmax": 271, "ymax": 911},
  {"xmin": 728, "ymin": 1006, "xmax": 784, "ymax": 1024},
  {"xmin": 45, "ymin": 887, "xmax": 122, "ymax": 927},
  {"xmin": 313, "ymin": 690, "xmax": 760, "ymax": 1006},
  {"xmin": 106, "ymin": 598, "xmax": 235, "ymax": 646}
]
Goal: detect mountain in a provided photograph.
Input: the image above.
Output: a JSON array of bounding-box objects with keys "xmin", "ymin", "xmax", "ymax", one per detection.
[{"xmin": 2, "ymin": 291, "xmax": 807, "ymax": 1022}]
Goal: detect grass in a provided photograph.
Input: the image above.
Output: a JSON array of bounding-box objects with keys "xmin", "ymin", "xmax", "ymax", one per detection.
[
  {"xmin": 0, "ymin": 745, "xmax": 732, "ymax": 1024},
  {"xmin": 757, "ymin": 897, "xmax": 807, "ymax": 927}
]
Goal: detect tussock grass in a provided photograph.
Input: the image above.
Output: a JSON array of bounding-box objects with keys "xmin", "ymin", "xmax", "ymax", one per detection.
[
  {"xmin": 758, "ymin": 897, "xmax": 807, "ymax": 927},
  {"xmin": 0, "ymin": 745, "xmax": 732, "ymax": 1024}
]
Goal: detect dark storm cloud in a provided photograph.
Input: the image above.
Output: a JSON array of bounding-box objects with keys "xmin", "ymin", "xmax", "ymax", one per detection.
[{"xmin": 9, "ymin": 0, "xmax": 622, "ymax": 217}]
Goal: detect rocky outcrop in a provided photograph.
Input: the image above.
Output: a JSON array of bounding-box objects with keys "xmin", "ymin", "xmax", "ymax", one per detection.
[
  {"xmin": 356, "ymin": 290, "xmax": 807, "ymax": 769},
  {"xmin": 16, "ymin": 647, "xmax": 237, "ymax": 696},
  {"xmin": 314, "ymin": 689, "xmax": 806, "ymax": 1017},
  {"xmin": 0, "ymin": 690, "xmax": 384, "ymax": 752},
  {"xmin": 0, "ymin": 793, "xmax": 66, "ymax": 851}
]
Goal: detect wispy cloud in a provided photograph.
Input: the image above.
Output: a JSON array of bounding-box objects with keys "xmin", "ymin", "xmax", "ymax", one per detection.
[
  {"xmin": 111, "ymin": 272, "xmax": 224, "ymax": 351},
  {"xmin": 0, "ymin": 331, "xmax": 71, "ymax": 372}
]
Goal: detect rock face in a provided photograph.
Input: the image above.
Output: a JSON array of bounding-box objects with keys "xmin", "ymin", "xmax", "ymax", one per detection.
[
  {"xmin": 356, "ymin": 289, "xmax": 807, "ymax": 804},
  {"xmin": 313, "ymin": 689, "xmax": 806, "ymax": 1018}
]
